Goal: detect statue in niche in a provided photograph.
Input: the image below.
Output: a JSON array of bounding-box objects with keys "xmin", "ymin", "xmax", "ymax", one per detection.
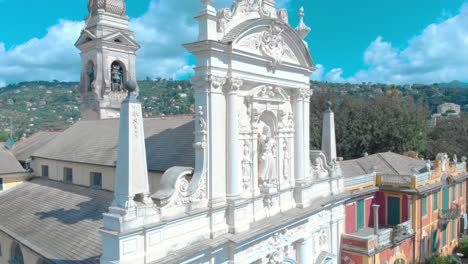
[
  {"xmin": 86, "ymin": 62, "xmax": 95, "ymax": 92},
  {"xmin": 242, "ymin": 142, "xmax": 252, "ymax": 190},
  {"xmin": 111, "ymin": 62, "xmax": 124, "ymax": 91},
  {"xmin": 282, "ymin": 141, "xmax": 290, "ymax": 180},
  {"xmin": 259, "ymin": 126, "xmax": 277, "ymax": 186}
]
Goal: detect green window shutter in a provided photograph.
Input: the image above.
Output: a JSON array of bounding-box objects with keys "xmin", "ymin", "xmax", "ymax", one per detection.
[
  {"xmin": 433, "ymin": 191, "xmax": 439, "ymax": 210},
  {"xmin": 453, "ymin": 185, "xmax": 456, "ymax": 201},
  {"xmin": 443, "ymin": 186, "xmax": 449, "ymax": 210},
  {"xmin": 443, "ymin": 228, "xmax": 447, "ymax": 246},
  {"xmin": 388, "ymin": 196, "xmax": 401, "ymax": 226},
  {"xmin": 460, "ymin": 183, "xmax": 463, "ymax": 198},
  {"xmin": 357, "ymin": 199, "xmax": 364, "ymax": 230},
  {"xmin": 432, "ymin": 230, "xmax": 438, "ymax": 253},
  {"xmin": 422, "ymin": 196, "xmax": 427, "ymax": 216}
]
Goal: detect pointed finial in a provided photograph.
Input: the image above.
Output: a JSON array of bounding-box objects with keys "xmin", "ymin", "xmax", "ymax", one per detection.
[
  {"xmin": 201, "ymin": 0, "xmax": 215, "ymax": 6},
  {"xmin": 295, "ymin": 7, "xmax": 311, "ymax": 39}
]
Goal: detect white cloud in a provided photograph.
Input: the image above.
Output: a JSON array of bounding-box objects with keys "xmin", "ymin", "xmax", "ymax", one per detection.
[
  {"xmin": 0, "ymin": 0, "xmax": 291, "ymax": 85},
  {"xmin": 310, "ymin": 64, "xmax": 324, "ymax": 81},
  {"xmin": 325, "ymin": 68, "xmax": 345, "ymax": 83},
  {"xmin": 0, "ymin": 20, "xmax": 84, "ymax": 85},
  {"xmin": 345, "ymin": 3, "xmax": 468, "ymax": 84}
]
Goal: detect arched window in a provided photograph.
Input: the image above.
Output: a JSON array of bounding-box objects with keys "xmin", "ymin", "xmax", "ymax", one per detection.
[
  {"xmin": 110, "ymin": 61, "xmax": 125, "ymax": 92},
  {"xmin": 85, "ymin": 61, "xmax": 95, "ymax": 92},
  {"xmin": 10, "ymin": 243, "xmax": 24, "ymax": 264}
]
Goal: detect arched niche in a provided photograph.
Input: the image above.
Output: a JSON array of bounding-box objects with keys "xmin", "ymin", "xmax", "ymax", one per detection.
[
  {"xmin": 110, "ymin": 61, "xmax": 126, "ymax": 92},
  {"xmin": 85, "ymin": 60, "xmax": 95, "ymax": 92},
  {"xmin": 257, "ymin": 110, "xmax": 278, "ymax": 187}
]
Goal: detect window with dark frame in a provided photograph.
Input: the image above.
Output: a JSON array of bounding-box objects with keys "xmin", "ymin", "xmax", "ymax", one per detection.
[
  {"xmin": 41, "ymin": 165, "xmax": 49, "ymax": 178},
  {"xmin": 90, "ymin": 172, "xmax": 102, "ymax": 189},
  {"xmin": 64, "ymin": 168, "xmax": 73, "ymax": 184}
]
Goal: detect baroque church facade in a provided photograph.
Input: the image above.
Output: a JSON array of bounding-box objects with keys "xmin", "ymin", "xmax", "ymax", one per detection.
[{"xmin": 98, "ymin": 0, "xmax": 346, "ymax": 263}]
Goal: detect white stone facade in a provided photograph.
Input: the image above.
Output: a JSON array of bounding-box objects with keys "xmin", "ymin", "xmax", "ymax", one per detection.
[{"xmin": 100, "ymin": 1, "xmax": 347, "ymax": 264}]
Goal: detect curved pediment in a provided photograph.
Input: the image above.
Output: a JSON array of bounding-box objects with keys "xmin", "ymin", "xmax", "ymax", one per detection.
[{"xmin": 228, "ymin": 18, "xmax": 314, "ymax": 69}]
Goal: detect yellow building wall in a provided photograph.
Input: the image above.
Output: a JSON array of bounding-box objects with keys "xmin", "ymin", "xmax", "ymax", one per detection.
[{"xmin": 31, "ymin": 157, "xmax": 163, "ymax": 192}]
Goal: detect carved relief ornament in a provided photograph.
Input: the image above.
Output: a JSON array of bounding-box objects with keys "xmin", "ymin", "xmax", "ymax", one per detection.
[{"xmin": 217, "ymin": 0, "xmax": 270, "ymax": 33}]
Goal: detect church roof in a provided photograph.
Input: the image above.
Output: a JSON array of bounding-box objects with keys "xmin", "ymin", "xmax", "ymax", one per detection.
[
  {"xmin": 0, "ymin": 177, "xmax": 113, "ymax": 263},
  {"xmin": 32, "ymin": 116, "xmax": 195, "ymax": 172},
  {"xmin": 0, "ymin": 145, "xmax": 25, "ymax": 175},
  {"xmin": 12, "ymin": 131, "xmax": 62, "ymax": 162},
  {"xmin": 341, "ymin": 152, "xmax": 426, "ymax": 178}
]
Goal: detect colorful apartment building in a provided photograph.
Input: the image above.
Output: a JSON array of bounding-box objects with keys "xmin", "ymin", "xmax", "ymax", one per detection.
[{"xmin": 340, "ymin": 152, "xmax": 467, "ymax": 264}]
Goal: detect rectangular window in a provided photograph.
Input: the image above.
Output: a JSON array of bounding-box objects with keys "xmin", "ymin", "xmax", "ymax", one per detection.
[
  {"xmin": 433, "ymin": 191, "xmax": 439, "ymax": 211},
  {"xmin": 443, "ymin": 186, "xmax": 449, "ymax": 210},
  {"xmin": 0, "ymin": 178, "xmax": 3, "ymax": 191},
  {"xmin": 41, "ymin": 165, "xmax": 49, "ymax": 178},
  {"xmin": 356, "ymin": 199, "xmax": 364, "ymax": 230},
  {"xmin": 90, "ymin": 172, "xmax": 102, "ymax": 189},
  {"xmin": 387, "ymin": 196, "xmax": 401, "ymax": 226},
  {"xmin": 422, "ymin": 195, "xmax": 427, "ymax": 217},
  {"xmin": 452, "ymin": 220, "xmax": 456, "ymax": 241},
  {"xmin": 453, "ymin": 185, "xmax": 457, "ymax": 201},
  {"xmin": 432, "ymin": 230, "xmax": 438, "ymax": 253},
  {"xmin": 63, "ymin": 168, "xmax": 73, "ymax": 184},
  {"xmin": 443, "ymin": 228, "xmax": 447, "ymax": 246}
]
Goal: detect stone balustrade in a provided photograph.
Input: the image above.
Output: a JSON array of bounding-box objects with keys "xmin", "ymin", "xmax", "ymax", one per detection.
[{"xmin": 344, "ymin": 173, "xmax": 375, "ymax": 190}]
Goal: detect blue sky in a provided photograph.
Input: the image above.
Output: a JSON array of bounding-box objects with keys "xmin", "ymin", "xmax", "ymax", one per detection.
[{"xmin": 0, "ymin": 0, "xmax": 467, "ymax": 86}]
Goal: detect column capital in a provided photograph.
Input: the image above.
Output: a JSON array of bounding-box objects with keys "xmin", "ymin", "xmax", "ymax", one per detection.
[
  {"xmin": 191, "ymin": 74, "xmax": 227, "ymax": 91},
  {"xmin": 224, "ymin": 77, "xmax": 243, "ymax": 94},
  {"xmin": 293, "ymin": 88, "xmax": 313, "ymax": 100}
]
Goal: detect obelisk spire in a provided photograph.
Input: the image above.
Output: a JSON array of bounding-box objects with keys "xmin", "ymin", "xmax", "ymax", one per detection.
[
  {"xmin": 322, "ymin": 101, "xmax": 337, "ymax": 164},
  {"xmin": 112, "ymin": 80, "xmax": 152, "ymax": 208}
]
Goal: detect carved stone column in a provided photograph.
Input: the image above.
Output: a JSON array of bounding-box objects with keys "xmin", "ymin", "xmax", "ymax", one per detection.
[
  {"xmin": 225, "ymin": 77, "xmax": 249, "ymax": 234},
  {"xmin": 293, "ymin": 89, "xmax": 311, "ymax": 208},
  {"xmin": 294, "ymin": 90, "xmax": 305, "ymax": 183},
  {"xmin": 226, "ymin": 77, "xmax": 243, "ymax": 200},
  {"xmin": 295, "ymin": 238, "xmax": 313, "ymax": 264}
]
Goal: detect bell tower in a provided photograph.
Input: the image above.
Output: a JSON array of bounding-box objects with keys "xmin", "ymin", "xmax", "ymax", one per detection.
[{"xmin": 75, "ymin": 0, "xmax": 140, "ymax": 120}]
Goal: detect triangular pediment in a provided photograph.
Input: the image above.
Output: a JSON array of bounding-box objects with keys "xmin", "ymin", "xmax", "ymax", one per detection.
[
  {"xmin": 75, "ymin": 30, "xmax": 97, "ymax": 47},
  {"xmin": 102, "ymin": 31, "xmax": 140, "ymax": 48}
]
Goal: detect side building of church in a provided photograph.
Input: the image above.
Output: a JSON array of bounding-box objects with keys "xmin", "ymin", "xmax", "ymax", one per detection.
[{"xmin": 0, "ymin": 0, "xmax": 466, "ymax": 264}]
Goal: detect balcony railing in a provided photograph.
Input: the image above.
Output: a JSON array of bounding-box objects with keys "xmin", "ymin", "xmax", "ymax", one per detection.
[
  {"xmin": 438, "ymin": 204, "xmax": 461, "ymax": 228},
  {"xmin": 377, "ymin": 171, "xmax": 431, "ymax": 188},
  {"xmin": 344, "ymin": 173, "xmax": 375, "ymax": 190},
  {"xmin": 342, "ymin": 222, "xmax": 414, "ymax": 255}
]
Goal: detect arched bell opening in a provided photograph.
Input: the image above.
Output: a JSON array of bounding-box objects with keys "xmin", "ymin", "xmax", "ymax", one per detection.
[
  {"xmin": 110, "ymin": 61, "xmax": 126, "ymax": 92},
  {"xmin": 85, "ymin": 60, "xmax": 95, "ymax": 92}
]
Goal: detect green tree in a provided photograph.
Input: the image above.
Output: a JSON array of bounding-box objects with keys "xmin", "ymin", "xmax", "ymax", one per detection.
[{"xmin": 0, "ymin": 132, "xmax": 8, "ymax": 142}]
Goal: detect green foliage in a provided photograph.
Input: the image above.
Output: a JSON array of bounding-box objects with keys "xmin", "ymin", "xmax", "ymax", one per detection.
[
  {"xmin": 425, "ymin": 253, "xmax": 458, "ymax": 264},
  {"xmin": 0, "ymin": 132, "xmax": 8, "ymax": 142},
  {"xmin": 459, "ymin": 237, "xmax": 468, "ymax": 258},
  {"xmin": 310, "ymin": 92, "xmax": 429, "ymax": 159},
  {"xmin": 426, "ymin": 113, "xmax": 468, "ymax": 159}
]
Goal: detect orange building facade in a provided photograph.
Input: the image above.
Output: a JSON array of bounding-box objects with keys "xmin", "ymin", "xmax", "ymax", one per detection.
[{"xmin": 340, "ymin": 152, "xmax": 467, "ymax": 264}]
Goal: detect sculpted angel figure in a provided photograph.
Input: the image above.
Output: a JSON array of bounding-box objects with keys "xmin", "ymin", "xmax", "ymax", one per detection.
[{"xmin": 259, "ymin": 126, "xmax": 276, "ymax": 185}]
